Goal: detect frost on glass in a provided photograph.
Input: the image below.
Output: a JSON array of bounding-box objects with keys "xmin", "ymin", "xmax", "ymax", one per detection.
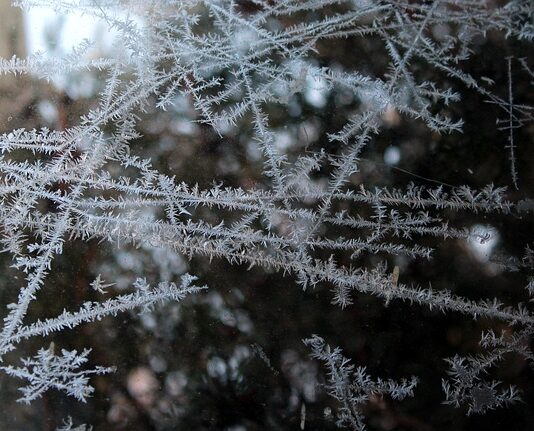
[{"xmin": 0, "ymin": 0, "xmax": 533, "ymax": 429}]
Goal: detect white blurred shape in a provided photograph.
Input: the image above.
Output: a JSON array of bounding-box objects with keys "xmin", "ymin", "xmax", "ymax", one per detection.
[
  {"xmin": 468, "ymin": 224, "xmax": 499, "ymax": 262},
  {"xmin": 304, "ymin": 74, "xmax": 329, "ymax": 108},
  {"xmin": 24, "ymin": 7, "xmax": 107, "ymax": 55},
  {"xmin": 384, "ymin": 146, "xmax": 401, "ymax": 165}
]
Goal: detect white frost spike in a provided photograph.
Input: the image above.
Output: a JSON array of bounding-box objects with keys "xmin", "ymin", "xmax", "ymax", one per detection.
[{"xmin": 89, "ymin": 274, "xmax": 115, "ymax": 294}]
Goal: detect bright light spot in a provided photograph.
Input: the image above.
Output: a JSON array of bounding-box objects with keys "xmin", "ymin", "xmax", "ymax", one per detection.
[
  {"xmin": 126, "ymin": 367, "xmax": 159, "ymax": 408},
  {"xmin": 298, "ymin": 121, "xmax": 319, "ymax": 144},
  {"xmin": 304, "ymin": 74, "xmax": 329, "ymax": 108},
  {"xmin": 274, "ymin": 130, "xmax": 294, "ymax": 152},
  {"xmin": 246, "ymin": 140, "xmax": 262, "ymax": 161},
  {"xmin": 207, "ymin": 356, "xmax": 227, "ymax": 380},
  {"xmin": 37, "ymin": 100, "xmax": 58, "ymax": 123},
  {"xmin": 384, "ymin": 146, "xmax": 401, "ymax": 165},
  {"xmin": 24, "ymin": 8, "xmax": 112, "ymax": 55},
  {"xmin": 165, "ymin": 371, "xmax": 187, "ymax": 397},
  {"xmin": 23, "ymin": 6, "xmax": 131, "ymax": 96},
  {"xmin": 468, "ymin": 224, "xmax": 499, "ymax": 262},
  {"xmin": 232, "ymin": 27, "xmax": 258, "ymax": 55}
]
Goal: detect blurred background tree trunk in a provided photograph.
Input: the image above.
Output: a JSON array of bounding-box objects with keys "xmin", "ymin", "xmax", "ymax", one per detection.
[
  {"xmin": 0, "ymin": 0, "xmax": 33, "ymax": 131},
  {"xmin": 0, "ymin": 0, "xmax": 25, "ymax": 59}
]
